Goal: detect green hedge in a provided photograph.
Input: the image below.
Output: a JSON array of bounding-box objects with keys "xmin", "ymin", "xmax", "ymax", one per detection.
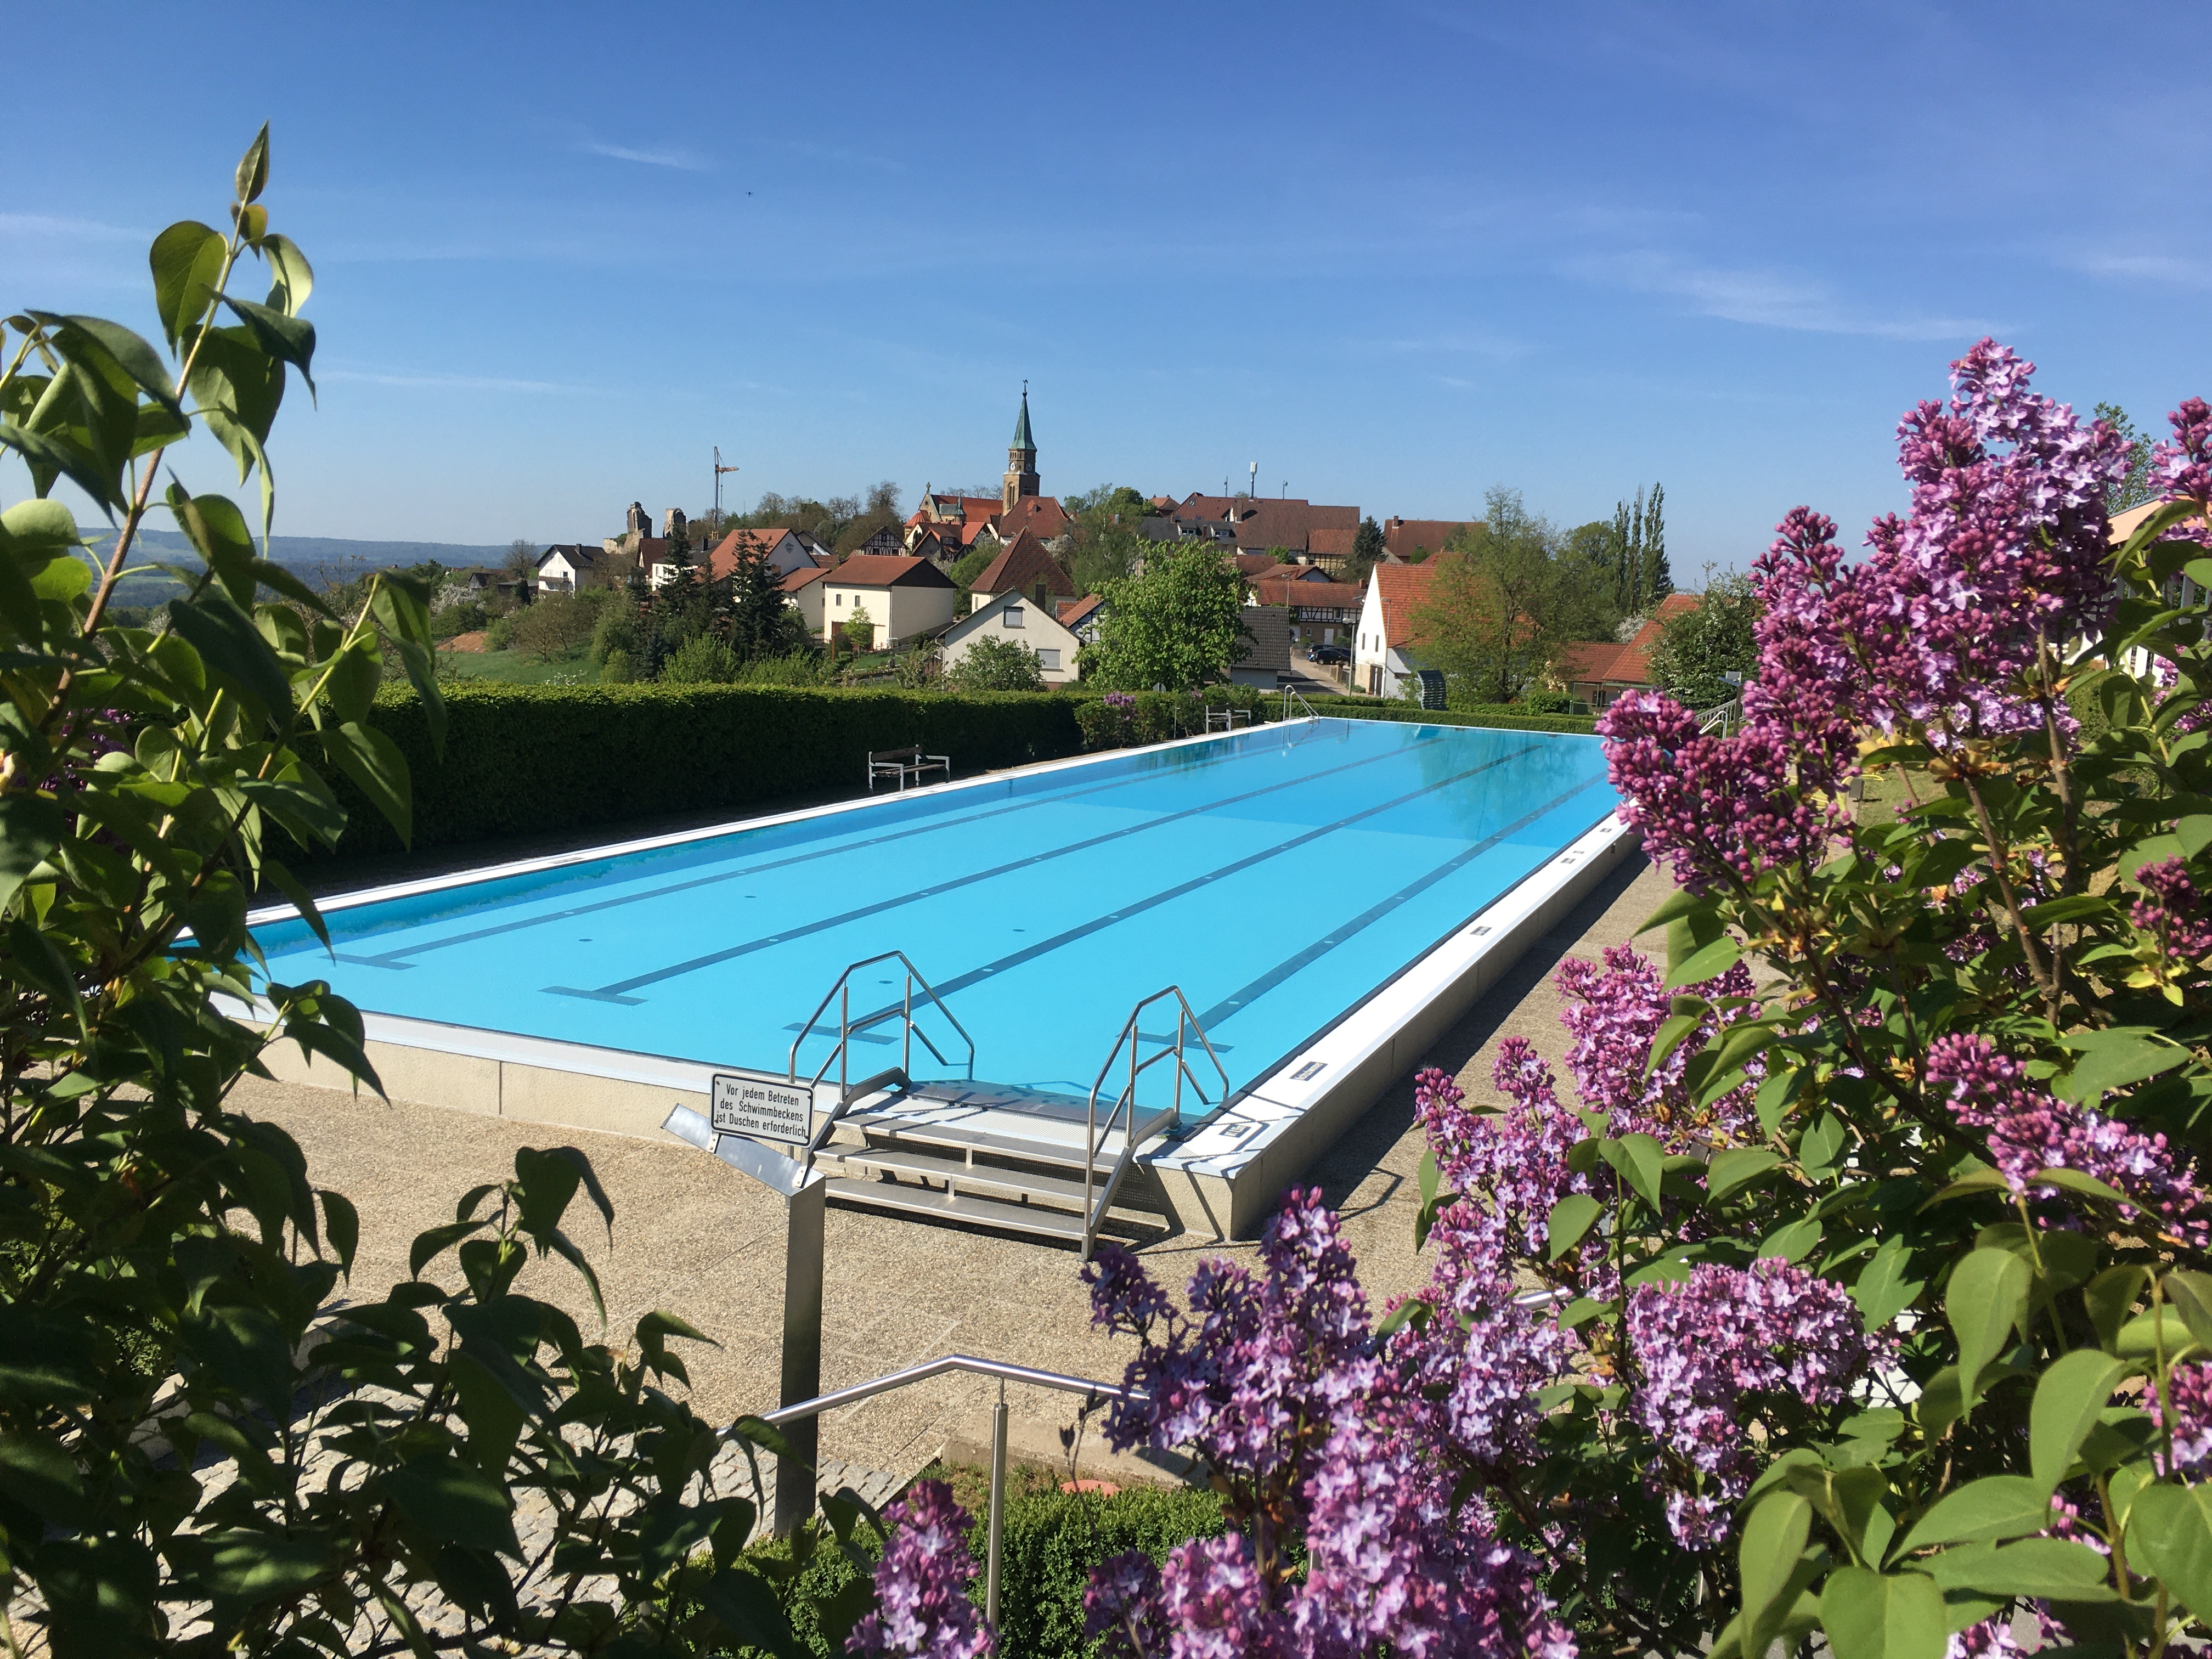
[
  {"xmin": 733, "ymin": 1483, "xmax": 1227, "ymax": 1658},
  {"xmin": 1301, "ymin": 696, "xmax": 1599, "ymax": 735},
  {"xmin": 321, "ymin": 682, "xmax": 1087, "ymax": 857}
]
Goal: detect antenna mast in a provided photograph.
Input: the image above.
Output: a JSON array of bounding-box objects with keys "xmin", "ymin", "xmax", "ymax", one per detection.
[{"xmin": 713, "ymin": 445, "xmax": 741, "ymax": 535}]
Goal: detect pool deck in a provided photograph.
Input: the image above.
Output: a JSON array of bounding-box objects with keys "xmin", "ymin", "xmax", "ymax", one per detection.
[{"xmin": 233, "ymin": 842, "xmax": 1670, "ymax": 1488}]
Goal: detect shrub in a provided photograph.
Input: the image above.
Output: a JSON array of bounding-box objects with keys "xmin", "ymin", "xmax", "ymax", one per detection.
[
  {"xmin": 590, "ymin": 591, "xmax": 643, "ymax": 665},
  {"xmin": 510, "ymin": 589, "xmax": 598, "ymax": 660},
  {"xmin": 1519, "ymin": 687, "xmax": 1572, "ymax": 714},
  {"xmin": 980, "ymin": 1487, "xmax": 1226, "ymax": 1659},
  {"xmin": 487, "ymin": 609, "xmax": 518, "ymax": 650},
  {"xmin": 663, "ymin": 632, "xmax": 741, "ymax": 683},
  {"xmin": 944, "ymin": 634, "xmax": 1046, "ymax": 691},
  {"xmin": 1302, "ymin": 695, "xmax": 1598, "ymax": 733},
  {"xmin": 600, "ymin": 646, "xmax": 634, "ymax": 683}
]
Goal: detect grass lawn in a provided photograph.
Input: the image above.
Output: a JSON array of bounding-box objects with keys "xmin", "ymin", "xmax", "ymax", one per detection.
[{"xmin": 436, "ymin": 646, "xmax": 597, "ymax": 685}]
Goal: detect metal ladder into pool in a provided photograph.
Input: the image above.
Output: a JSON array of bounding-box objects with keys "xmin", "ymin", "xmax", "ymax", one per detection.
[{"xmin": 788, "ymin": 958, "xmax": 1227, "ymax": 1257}]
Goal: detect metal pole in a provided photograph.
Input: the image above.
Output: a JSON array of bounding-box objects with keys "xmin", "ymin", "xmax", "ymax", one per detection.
[
  {"xmin": 839, "ymin": 983, "xmax": 849, "ymax": 1100},
  {"xmin": 775, "ymin": 1172, "xmax": 827, "ymax": 1538},
  {"xmin": 903, "ymin": 973, "xmax": 912, "ymax": 1079},
  {"xmin": 986, "ymin": 1380, "xmax": 1007, "ymax": 1630}
]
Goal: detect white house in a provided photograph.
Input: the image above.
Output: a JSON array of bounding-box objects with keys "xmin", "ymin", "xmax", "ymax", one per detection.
[
  {"xmin": 822, "ymin": 554, "xmax": 961, "ymax": 651},
  {"xmin": 697, "ymin": 526, "xmax": 821, "ymax": 584},
  {"xmin": 536, "ymin": 543, "xmax": 636, "ymax": 594},
  {"xmin": 940, "ymin": 589, "xmax": 1082, "ymax": 684},
  {"xmin": 781, "ymin": 565, "xmax": 828, "ymax": 635},
  {"xmin": 1353, "ymin": 562, "xmax": 1442, "ymax": 698}
]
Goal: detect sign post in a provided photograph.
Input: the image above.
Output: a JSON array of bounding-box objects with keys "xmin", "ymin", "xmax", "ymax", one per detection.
[{"xmin": 663, "ymin": 1083, "xmax": 824, "ymax": 1538}]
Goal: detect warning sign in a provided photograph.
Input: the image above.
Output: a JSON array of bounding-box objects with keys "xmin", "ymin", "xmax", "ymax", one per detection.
[{"xmin": 709, "ymin": 1070, "xmax": 812, "ymax": 1144}]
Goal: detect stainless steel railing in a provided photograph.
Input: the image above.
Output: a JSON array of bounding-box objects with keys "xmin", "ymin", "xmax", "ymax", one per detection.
[
  {"xmin": 1696, "ymin": 696, "xmax": 1742, "ymax": 737},
  {"xmin": 752, "ymin": 1353, "xmax": 1141, "ymax": 1629},
  {"xmin": 789, "ymin": 952, "xmax": 975, "ymax": 1167},
  {"xmin": 1082, "ymin": 988, "xmax": 1230, "ymax": 1261},
  {"xmin": 1280, "ymin": 684, "xmax": 1319, "ymax": 722}
]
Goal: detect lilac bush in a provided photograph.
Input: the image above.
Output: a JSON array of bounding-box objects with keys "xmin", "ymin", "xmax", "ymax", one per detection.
[{"xmin": 855, "ymin": 348, "xmax": 2212, "ymax": 1659}]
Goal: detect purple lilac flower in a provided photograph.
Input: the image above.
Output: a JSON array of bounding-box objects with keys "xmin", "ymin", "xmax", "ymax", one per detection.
[
  {"xmin": 1418, "ymin": 1057, "xmax": 1588, "ymax": 1263},
  {"xmin": 1084, "ymin": 1550, "xmax": 1167, "ymax": 1659},
  {"xmin": 1300, "ymin": 1415, "xmax": 1577, "ymax": 1659},
  {"xmin": 1084, "ymin": 1190, "xmax": 1374, "ymax": 1496},
  {"xmin": 2131, "ymin": 858, "xmax": 2212, "ymax": 960},
  {"xmin": 1157, "ymin": 1534, "xmax": 1280, "ymax": 1658},
  {"xmin": 2152, "ymin": 396, "xmax": 2212, "ymax": 514},
  {"xmin": 1626, "ymin": 1260, "xmax": 1877, "ymax": 1549},
  {"xmin": 1948, "ymin": 1617, "xmax": 2028, "ymax": 1659},
  {"xmin": 2147, "ymin": 1360, "xmax": 2212, "ymax": 1479},
  {"xmin": 847, "ymin": 1480, "xmax": 991, "ymax": 1658},
  {"xmin": 1554, "ymin": 946, "xmax": 1762, "ymax": 1146},
  {"xmin": 1922, "ymin": 1033, "xmax": 2211, "ymax": 1246}
]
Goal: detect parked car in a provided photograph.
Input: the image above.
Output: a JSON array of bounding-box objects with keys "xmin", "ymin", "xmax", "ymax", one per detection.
[{"xmin": 1307, "ymin": 644, "xmax": 1350, "ymax": 664}]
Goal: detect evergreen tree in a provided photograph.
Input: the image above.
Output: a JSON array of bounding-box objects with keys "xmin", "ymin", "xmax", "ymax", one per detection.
[
  {"xmin": 1639, "ymin": 481, "xmax": 1671, "ymax": 604},
  {"xmin": 723, "ymin": 531, "xmax": 791, "ymax": 662},
  {"xmin": 1606, "ymin": 483, "xmax": 1671, "ymax": 614}
]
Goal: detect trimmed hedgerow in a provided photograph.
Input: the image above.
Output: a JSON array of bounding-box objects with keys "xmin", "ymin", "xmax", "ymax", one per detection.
[
  {"xmin": 1300, "ymin": 696, "xmax": 1599, "ymax": 735},
  {"xmin": 320, "ymin": 682, "xmax": 1088, "ymax": 857}
]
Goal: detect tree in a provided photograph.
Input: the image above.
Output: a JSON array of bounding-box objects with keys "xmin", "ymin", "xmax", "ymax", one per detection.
[
  {"xmin": 1344, "ymin": 515, "xmax": 1386, "ymax": 592},
  {"xmin": 1644, "ymin": 569, "xmax": 1759, "ymax": 708},
  {"xmin": 1414, "ymin": 487, "xmax": 1607, "ymax": 703},
  {"xmin": 843, "ymin": 602, "xmax": 876, "ymax": 653},
  {"xmin": 1082, "ymin": 541, "xmax": 1252, "ymax": 690},
  {"xmin": 1607, "ymin": 483, "xmax": 1671, "ymax": 615},
  {"xmin": 832, "ymin": 479, "xmax": 904, "ymax": 556},
  {"xmin": 944, "ymin": 634, "xmax": 1046, "ymax": 691},
  {"xmin": 1062, "ymin": 483, "xmax": 1153, "ymax": 594},
  {"xmin": 0, "ymin": 129, "xmax": 850, "ymax": 1658},
  {"xmin": 509, "ymin": 589, "xmax": 599, "ymax": 661},
  {"xmin": 2097, "ymin": 400, "xmax": 2161, "ymax": 511}
]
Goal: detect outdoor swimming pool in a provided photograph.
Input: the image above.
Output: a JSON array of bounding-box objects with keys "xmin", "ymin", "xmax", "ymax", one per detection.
[{"xmin": 253, "ymin": 719, "xmax": 1620, "ymax": 1118}]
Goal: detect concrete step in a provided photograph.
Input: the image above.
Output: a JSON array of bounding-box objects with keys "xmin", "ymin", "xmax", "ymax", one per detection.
[
  {"xmin": 823, "ymin": 1176, "xmax": 1091, "ymax": 1242},
  {"xmin": 817, "ymin": 1142, "xmax": 1167, "ymax": 1216},
  {"xmin": 838, "ymin": 1104, "xmax": 1175, "ymax": 1173}
]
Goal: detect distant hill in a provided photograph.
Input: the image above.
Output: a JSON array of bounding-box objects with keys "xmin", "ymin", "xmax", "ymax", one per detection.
[
  {"xmin": 82, "ymin": 529, "xmax": 534, "ymax": 612},
  {"xmin": 91, "ymin": 528, "xmax": 522, "ymax": 573}
]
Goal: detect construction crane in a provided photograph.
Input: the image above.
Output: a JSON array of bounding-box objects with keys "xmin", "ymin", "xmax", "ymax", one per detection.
[{"xmin": 712, "ymin": 446, "xmax": 741, "ymax": 536}]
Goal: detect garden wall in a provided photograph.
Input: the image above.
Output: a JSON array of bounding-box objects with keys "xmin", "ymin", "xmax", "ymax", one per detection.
[{"xmin": 323, "ymin": 682, "xmax": 1087, "ymax": 857}]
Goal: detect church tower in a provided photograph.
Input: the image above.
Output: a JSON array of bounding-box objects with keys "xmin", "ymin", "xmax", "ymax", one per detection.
[{"xmin": 1002, "ymin": 383, "xmax": 1040, "ymax": 513}]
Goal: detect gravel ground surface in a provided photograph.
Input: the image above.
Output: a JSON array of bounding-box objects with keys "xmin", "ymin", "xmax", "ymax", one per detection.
[{"xmin": 232, "ymin": 849, "xmax": 1671, "ymax": 1489}]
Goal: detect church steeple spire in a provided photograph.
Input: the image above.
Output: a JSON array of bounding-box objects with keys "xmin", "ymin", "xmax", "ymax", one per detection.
[{"xmin": 1002, "ymin": 381, "xmax": 1040, "ymax": 512}]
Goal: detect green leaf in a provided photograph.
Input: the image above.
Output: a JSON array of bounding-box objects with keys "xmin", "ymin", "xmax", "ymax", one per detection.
[
  {"xmin": 2055, "ymin": 1027, "xmax": 2188, "ymax": 1104},
  {"xmin": 1947, "ymin": 1248, "xmax": 2032, "ymax": 1410},
  {"xmin": 1546, "ymin": 1194, "xmax": 1603, "ymax": 1260},
  {"xmin": 259, "ymin": 233, "xmax": 314, "ymax": 315},
  {"xmin": 2180, "ymin": 815, "xmax": 2212, "ymax": 860},
  {"xmin": 1895, "ymin": 1476, "xmax": 2053, "ymax": 1554},
  {"xmin": 216, "ymin": 295, "xmax": 316, "ymax": 398},
  {"xmin": 1638, "ymin": 887, "xmax": 1717, "ymax": 936},
  {"xmin": 2164, "ymin": 1271, "xmax": 2212, "ymax": 1356},
  {"xmin": 149, "ymin": 221, "xmax": 227, "ymax": 348},
  {"xmin": 2020, "ymin": 894, "xmax": 2110, "ymax": 926},
  {"xmin": 177, "ymin": 1528, "xmax": 331, "ymax": 1605},
  {"xmin": 2116, "ymin": 1309, "xmax": 2201, "ymax": 1360},
  {"xmin": 1760, "ymin": 1217, "xmax": 1823, "ymax": 1263},
  {"xmin": 1602, "ymin": 1133, "xmax": 1665, "ymax": 1207},
  {"xmin": 26, "ymin": 312, "xmax": 182, "ymax": 419},
  {"xmin": 236, "ymin": 122, "xmax": 271, "ymax": 204},
  {"xmin": 1706, "ymin": 1147, "xmax": 1783, "ymax": 1204},
  {"xmin": 320, "ymin": 1189, "xmax": 359, "ymax": 1276},
  {"xmin": 2030, "ymin": 1352, "xmax": 2128, "ymax": 1487},
  {"xmin": 697, "ymin": 1566, "xmax": 802, "ymax": 1658},
  {"xmin": 1739, "ymin": 1490, "xmax": 1813, "ymax": 1648},
  {"xmin": 1645, "ymin": 1012, "xmax": 1701, "ymax": 1078},
  {"xmin": 369, "ymin": 575, "xmax": 446, "ymax": 756},
  {"xmin": 0, "ymin": 1432, "xmax": 89, "ymax": 1528},
  {"xmin": 29, "ymin": 552, "xmax": 92, "ymax": 602},
  {"xmin": 321, "ymin": 721, "xmax": 411, "ymax": 846},
  {"xmin": 2129, "ymin": 1481, "xmax": 2212, "ymax": 1626},
  {"xmin": 0, "ymin": 419, "xmax": 126, "ymax": 511},
  {"xmin": 1666, "ymin": 927, "xmax": 1743, "ymax": 990},
  {"xmin": 1924, "ymin": 1538, "xmax": 2114, "ymax": 1600},
  {"xmin": 0, "ymin": 794, "xmax": 65, "ymax": 915},
  {"xmin": 2084, "ymin": 1266, "xmax": 2147, "ymax": 1350},
  {"xmin": 166, "ymin": 484, "xmax": 256, "ymax": 608},
  {"xmin": 1819, "ymin": 1566, "xmax": 1946, "ymax": 1659},
  {"xmin": 377, "ymin": 1453, "xmax": 520, "ymax": 1557},
  {"xmin": 7, "ymin": 916, "xmax": 85, "ymax": 1037},
  {"xmin": 409, "ymin": 1218, "xmax": 487, "ymax": 1278},
  {"xmin": 168, "ymin": 595, "xmax": 294, "ymax": 726},
  {"xmin": 1854, "ymin": 1234, "xmax": 1925, "ymax": 1331}
]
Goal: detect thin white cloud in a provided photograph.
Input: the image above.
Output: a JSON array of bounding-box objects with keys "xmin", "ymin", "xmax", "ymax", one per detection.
[
  {"xmin": 2071, "ymin": 251, "xmax": 2211, "ymax": 289},
  {"xmin": 320, "ymin": 368, "xmax": 576, "ymax": 394},
  {"xmin": 582, "ymin": 140, "xmax": 709, "ymax": 172},
  {"xmin": 1566, "ymin": 250, "xmax": 1998, "ymax": 341},
  {"xmin": 0, "ymin": 213, "xmax": 141, "ymax": 241},
  {"xmin": 1365, "ymin": 329, "xmax": 1534, "ymax": 361}
]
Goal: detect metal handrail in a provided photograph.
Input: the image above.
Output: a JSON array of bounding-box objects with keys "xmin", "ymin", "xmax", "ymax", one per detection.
[
  {"xmin": 1082, "ymin": 988, "xmax": 1231, "ymax": 1261},
  {"xmin": 748, "ymin": 1353, "xmax": 1140, "ymax": 1629},
  {"xmin": 1280, "ymin": 683, "xmax": 1319, "ymax": 723},
  {"xmin": 1695, "ymin": 696, "xmax": 1742, "ymax": 737},
  {"xmin": 788, "ymin": 952, "xmax": 976, "ymax": 1166}
]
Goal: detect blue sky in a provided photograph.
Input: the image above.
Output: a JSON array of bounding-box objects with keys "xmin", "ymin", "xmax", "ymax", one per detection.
[{"xmin": 8, "ymin": 2, "xmax": 2208, "ymax": 572}]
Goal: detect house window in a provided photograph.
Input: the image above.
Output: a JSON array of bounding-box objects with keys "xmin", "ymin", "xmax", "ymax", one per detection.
[
  {"xmin": 1036, "ymin": 648, "xmax": 1059, "ymax": 671},
  {"xmin": 835, "ymin": 592, "xmax": 844, "ymax": 607},
  {"xmin": 1004, "ymin": 605, "xmax": 1024, "ymax": 628}
]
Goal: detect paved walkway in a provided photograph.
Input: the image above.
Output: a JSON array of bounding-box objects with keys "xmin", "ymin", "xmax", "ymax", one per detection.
[{"xmin": 231, "ymin": 849, "xmax": 1672, "ymax": 1489}]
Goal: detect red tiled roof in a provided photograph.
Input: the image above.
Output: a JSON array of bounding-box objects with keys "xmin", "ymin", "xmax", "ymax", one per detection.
[
  {"xmin": 972, "ymin": 531, "xmax": 1075, "ymax": 598},
  {"xmin": 1229, "ymin": 552, "xmax": 1280, "ymax": 579},
  {"xmin": 1558, "ymin": 596, "xmax": 1698, "ymax": 686},
  {"xmin": 824, "ymin": 553, "xmax": 955, "ymax": 590},
  {"xmin": 702, "ymin": 527, "xmax": 798, "ymax": 580},
  {"xmin": 1252, "ymin": 578, "xmax": 1364, "ymax": 609},
  {"xmin": 1057, "ymin": 594, "xmax": 1104, "ymax": 629},
  {"xmin": 998, "ymin": 495, "xmax": 1070, "ymax": 538},
  {"xmin": 1382, "ymin": 517, "xmax": 1477, "ymax": 560},
  {"xmin": 780, "ymin": 565, "xmax": 827, "ymax": 592},
  {"xmin": 1372, "ymin": 561, "xmax": 1446, "ymax": 650},
  {"xmin": 1307, "ymin": 527, "xmax": 1358, "ymax": 558}
]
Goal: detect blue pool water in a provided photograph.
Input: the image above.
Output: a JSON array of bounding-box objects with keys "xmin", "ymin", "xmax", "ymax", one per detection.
[{"xmin": 254, "ymin": 720, "xmax": 1617, "ymax": 1112}]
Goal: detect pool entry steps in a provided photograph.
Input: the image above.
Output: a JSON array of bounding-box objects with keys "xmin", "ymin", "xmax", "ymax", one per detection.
[{"xmin": 794, "ymin": 957, "xmax": 1223, "ymax": 1256}]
